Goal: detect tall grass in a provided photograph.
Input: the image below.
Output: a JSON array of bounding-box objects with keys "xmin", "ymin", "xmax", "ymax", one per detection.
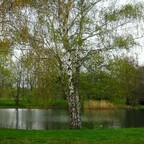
[{"xmin": 84, "ymin": 100, "xmax": 116, "ymax": 109}]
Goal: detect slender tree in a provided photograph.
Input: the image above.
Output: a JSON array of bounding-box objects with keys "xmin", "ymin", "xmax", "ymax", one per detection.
[{"xmin": 41, "ymin": 0, "xmax": 143, "ymax": 129}]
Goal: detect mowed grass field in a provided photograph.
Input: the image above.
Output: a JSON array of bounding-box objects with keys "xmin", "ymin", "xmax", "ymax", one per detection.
[{"xmin": 0, "ymin": 128, "xmax": 144, "ymax": 144}]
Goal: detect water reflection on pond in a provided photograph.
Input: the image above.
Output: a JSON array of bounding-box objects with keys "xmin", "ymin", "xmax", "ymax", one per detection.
[{"xmin": 0, "ymin": 109, "xmax": 144, "ymax": 130}]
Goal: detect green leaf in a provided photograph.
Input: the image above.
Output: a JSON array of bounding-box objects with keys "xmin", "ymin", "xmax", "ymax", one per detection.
[
  {"xmin": 114, "ymin": 35, "xmax": 136, "ymax": 49},
  {"xmin": 120, "ymin": 4, "xmax": 142, "ymax": 18},
  {"xmin": 105, "ymin": 12, "xmax": 118, "ymax": 21}
]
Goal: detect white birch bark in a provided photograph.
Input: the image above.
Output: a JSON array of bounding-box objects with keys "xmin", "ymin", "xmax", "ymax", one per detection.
[
  {"xmin": 75, "ymin": 66, "xmax": 81, "ymax": 128},
  {"xmin": 75, "ymin": 47, "xmax": 82, "ymax": 128},
  {"xmin": 65, "ymin": 49, "xmax": 82, "ymax": 129},
  {"xmin": 66, "ymin": 51, "xmax": 77, "ymax": 128}
]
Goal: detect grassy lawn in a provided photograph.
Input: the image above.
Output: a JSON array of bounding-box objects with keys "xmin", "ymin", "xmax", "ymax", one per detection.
[
  {"xmin": 0, "ymin": 99, "xmax": 68, "ymax": 109},
  {"xmin": 0, "ymin": 128, "xmax": 144, "ymax": 144}
]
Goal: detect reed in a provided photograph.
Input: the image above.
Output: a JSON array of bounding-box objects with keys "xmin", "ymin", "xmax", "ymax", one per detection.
[{"xmin": 84, "ymin": 100, "xmax": 116, "ymax": 109}]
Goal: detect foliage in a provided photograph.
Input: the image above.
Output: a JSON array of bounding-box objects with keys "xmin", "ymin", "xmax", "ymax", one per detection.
[
  {"xmin": 105, "ymin": 4, "xmax": 143, "ymax": 21},
  {"xmin": 114, "ymin": 35, "xmax": 136, "ymax": 49},
  {"xmin": 80, "ymin": 56, "xmax": 141, "ymax": 104}
]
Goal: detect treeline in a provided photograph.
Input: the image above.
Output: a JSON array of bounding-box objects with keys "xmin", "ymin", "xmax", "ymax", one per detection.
[
  {"xmin": 80, "ymin": 57, "xmax": 144, "ymax": 106},
  {"xmin": 0, "ymin": 50, "xmax": 144, "ymax": 106}
]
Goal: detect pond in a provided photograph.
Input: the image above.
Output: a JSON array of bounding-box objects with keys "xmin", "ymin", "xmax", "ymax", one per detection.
[{"xmin": 0, "ymin": 109, "xmax": 144, "ymax": 130}]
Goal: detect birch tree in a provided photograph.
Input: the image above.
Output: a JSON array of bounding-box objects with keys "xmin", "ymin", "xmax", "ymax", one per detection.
[
  {"xmin": 0, "ymin": 0, "xmax": 144, "ymax": 129},
  {"xmin": 43, "ymin": 0, "xmax": 143, "ymax": 129}
]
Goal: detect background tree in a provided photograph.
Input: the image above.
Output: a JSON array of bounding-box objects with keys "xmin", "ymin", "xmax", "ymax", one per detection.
[
  {"xmin": 137, "ymin": 66, "xmax": 144, "ymax": 105},
  {"xmin": 80, "ymin": 55, "xmax": 141, "ymax": 104},
  {"xmin": 0, "ymin": 38, "xmax": 13, "ymax": 99},
  {"xmin": 106, "ymin": 56, "xmax": 140, "ymax": 105}
]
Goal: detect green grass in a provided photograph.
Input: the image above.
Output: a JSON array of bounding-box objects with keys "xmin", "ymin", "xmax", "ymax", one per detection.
[
  {"xmin": 51, "ymin": 99, "xmax": 68, "ymax": 108},
  {"xmin": 0, "ymin": 99, "xmax": 39, "ymax": 109},
  {"xmin": 0, "ymin": 128, "xmax": 144, "ymax": 144},
  {"xmin": 0, "ymin": 99, "xmax": 68, "ymax": 109},
  {"xmin": 0, "ymin": 100, "xmax": 18, "ymax": 108}
]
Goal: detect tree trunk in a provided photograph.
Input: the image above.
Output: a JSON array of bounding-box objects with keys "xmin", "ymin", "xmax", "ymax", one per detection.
[
  {"xmin": 75, "ymin": 65, "xmax": 81, "ymax": 128},
  {"xmin": 67, "ymin": 51, "xmax": 81, "ymax": 129}
]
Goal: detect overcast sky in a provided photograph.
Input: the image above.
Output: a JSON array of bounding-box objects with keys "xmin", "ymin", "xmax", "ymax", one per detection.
[{"xmin": 120, "ymin": 0, "xmax": 144, "ymax": 66}]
